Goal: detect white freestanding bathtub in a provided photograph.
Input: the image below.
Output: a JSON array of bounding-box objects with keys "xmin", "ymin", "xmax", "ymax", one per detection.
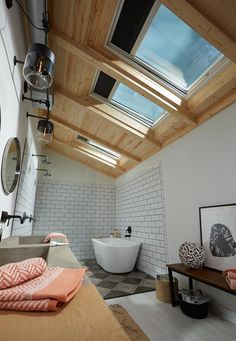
[{"xmin": 92, "ymin": 238, "xmax": 141, "ymax": 273}]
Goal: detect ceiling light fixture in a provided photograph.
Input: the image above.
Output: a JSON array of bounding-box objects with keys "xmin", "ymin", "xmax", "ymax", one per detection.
[
  {"xmin": 7, "ymin": 0, "xmax": 55, "ymax": 90},
  {"xmin": 23, "ymin": 43, "xmax": 55, "ymax": 89}
]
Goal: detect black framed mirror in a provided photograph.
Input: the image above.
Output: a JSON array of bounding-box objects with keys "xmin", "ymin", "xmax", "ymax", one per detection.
[{"xmin": 1, "ymin": 137, "xmax": 21, "ymax": 195}]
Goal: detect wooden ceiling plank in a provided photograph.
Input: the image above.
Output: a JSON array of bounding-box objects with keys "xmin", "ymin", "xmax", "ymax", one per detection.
[
  {"xmin": 86, "ymin": 0, "xmax": 118, "ymax": 47},
  {"xmin": 188, "ymin": 0, "xmax": 236, "ymax": 42},
  {"xmin": 54, "ymin": 86, "xmax": 162, "ymax": 148},
  {"xmin": 50, "ymin": 114, "xmax": 141, "ymax": 163},
  {"xmin": 50, "ymin": 28, "xmax": 196, "ymax": 125},
  {"xmin": 160, "ymin": 0, "xmax": 236, "ymax": 64}
]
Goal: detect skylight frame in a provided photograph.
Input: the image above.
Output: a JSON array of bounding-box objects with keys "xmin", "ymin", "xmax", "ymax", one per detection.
[
  {"xmin": 105, "ymin": 0, "xmax": 227, "ymax": 96},
  {"xmin": 77, "ymin": 133, "xmax": 121, "ymax": 160},
  {"xmin": 88, "ymin": 140, "xmax": 121, "ymax": 160},
  {"xmin": 74, "ymin": 146, "xmax": 117, "ymax": 168},
  {"xmin": 91, "ymin": 72, "xmax": 167, "ymax": 128}
]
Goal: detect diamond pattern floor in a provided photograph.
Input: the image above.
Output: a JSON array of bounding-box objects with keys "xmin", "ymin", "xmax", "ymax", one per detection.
[{"xmin": 80, "ymin": 259, "xmax": 155, "ymax": 299}]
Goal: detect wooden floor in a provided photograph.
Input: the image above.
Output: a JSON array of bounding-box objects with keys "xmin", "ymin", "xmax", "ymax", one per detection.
[{"xmin": 106, "ymin": 292, "xmax": 236, "ymax": 341}]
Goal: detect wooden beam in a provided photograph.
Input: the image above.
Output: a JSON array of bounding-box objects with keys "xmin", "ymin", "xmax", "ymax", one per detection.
[
  {"xmin": 52, "ymin": 136, "xmax": 125, "ymax": 173},
  {"xmin": 54, "ymin": 86, "xmax": 162, "ymax": 148},
  {"xmin": 197, "ymin": 89, "xmax": 236, "ymax": 124},
  {"xmin": 162, "ymin": 125, "xmax": 193, "ymax": 148},
  {"xmin": 50, "ymin": 114, "xmax": 141, "ymax": 162},
  {"xmin": 50, "ymin": 28, "xmax": 196, "ymax": 125},
  {"xmin": 162, "ymin": 89, "xmax": 236, "ymax": 147},
  {"xmin": 188, "ymin": 63, "xmax": 236, "ymax": 112},
  {"xmin": 160, "ymin": 0, "xmax": 236, "ymax": 64}
]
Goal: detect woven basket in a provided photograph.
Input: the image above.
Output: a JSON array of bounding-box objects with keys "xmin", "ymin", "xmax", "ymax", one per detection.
[{"xmin": 155, "ymin": 275, "xmax": 179, "ymax": 303}]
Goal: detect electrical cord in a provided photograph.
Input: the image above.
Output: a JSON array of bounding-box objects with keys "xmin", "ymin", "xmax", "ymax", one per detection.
[{"xmin": 15, "ymin": 0, "xmax": 44, "ymax": 31}]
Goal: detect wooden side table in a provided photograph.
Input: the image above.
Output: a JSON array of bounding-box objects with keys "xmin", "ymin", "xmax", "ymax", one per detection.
[{"xmin": 167, "ymin": 263, "xmax": 236, "ymax": 307}]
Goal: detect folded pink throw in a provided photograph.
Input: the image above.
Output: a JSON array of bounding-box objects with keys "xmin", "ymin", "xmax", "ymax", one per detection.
[
  {"xmin": 0, "ymin": 266, "xmax": 86, "ymax": 311},
  {"xmin": 0, "ymin": 258, "xmax": 46, "ymax": 289}
]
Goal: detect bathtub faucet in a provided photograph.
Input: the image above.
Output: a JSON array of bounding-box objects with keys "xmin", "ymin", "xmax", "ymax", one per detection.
[{"xmin": 125, "ymin": 226, "xmax": 132, "ymax": 237}]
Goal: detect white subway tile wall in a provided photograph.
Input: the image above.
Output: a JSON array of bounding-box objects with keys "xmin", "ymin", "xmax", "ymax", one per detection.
[
  {"xmin": 33, "ymin": 180, "xmax": 115, "ymax": 259},
  {"xmin": 115, "ymin": 165, "xmax": 168, "ymax": 277},
  {"xmin": 33, "ymin": 164, "xmax": 168, "ymax": 276},
  {"xmin": 12, "ymin": 143, "xmax": 38, "ymax": 236}
]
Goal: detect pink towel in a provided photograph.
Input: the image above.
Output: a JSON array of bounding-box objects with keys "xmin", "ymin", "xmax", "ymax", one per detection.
[
  {"xmin": 225, "ymin": 277, "xmax": 236, "ymax": 290},
  {"xmin": 0, "ymin": 267, "xmax": 86, "ymax": 312},
  {"xmin": 223, "ymin": 269, "xmax": 236, "ymax": 280},
  {"xmin": 44, "ymin": 232, "xmax": 69, "ymax": 244},
  {"xmin": 0, "ymin": 258, "xmax": 46, "ymax": 289}
]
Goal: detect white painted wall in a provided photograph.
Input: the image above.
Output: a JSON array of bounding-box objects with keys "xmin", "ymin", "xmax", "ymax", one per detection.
[
  {"xmin": 0, "ymin": 1, "xmax": 41, "ymax": 238},
  {"xmin": 116, "ymin": 103, "xmax": 236, "ymax": 321}
]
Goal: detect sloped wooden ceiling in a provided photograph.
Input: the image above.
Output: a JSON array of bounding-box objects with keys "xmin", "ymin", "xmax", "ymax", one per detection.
[{"xmin": 45, "ymin": 0, "xmax": 236, "ymax": 178}]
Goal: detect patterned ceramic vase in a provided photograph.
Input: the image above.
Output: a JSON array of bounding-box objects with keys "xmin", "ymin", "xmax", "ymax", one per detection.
[{"xmin": 179, "ymin": 241, "xmax": 205, "ymax": 268}]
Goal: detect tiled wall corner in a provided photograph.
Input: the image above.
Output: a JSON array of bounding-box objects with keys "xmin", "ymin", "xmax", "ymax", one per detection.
[
  {"xmin": 33, "ymin": 179, "xmax": 115, "ymax": 259},
  {"xmin": 115, "ymin": 164, "xmax": 168, "ymax": 277},
  {"xmin": 32, "ymin": 163, "xmax": 168, "ymax": 276}
]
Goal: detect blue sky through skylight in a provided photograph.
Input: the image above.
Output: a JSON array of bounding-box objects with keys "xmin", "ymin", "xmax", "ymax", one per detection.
[
  {"xmin": 112, "ymin": 83, "xmax": 166, "ymax": 125},
  {"xmin": 135, "ymin": 5, "xmax": 223, "ymax": 91}
]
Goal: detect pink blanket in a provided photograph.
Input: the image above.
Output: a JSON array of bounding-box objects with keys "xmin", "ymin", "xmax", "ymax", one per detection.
[
  {"xmin": 0, "ymin": 266, "xmax": 86, "ymax": 311},
  {"xmin": 223, "ymin": 269, "xmax": 236, "ymax": 279},
  {"xmin": 223, "ymin": 268, "xmax": 236, "ymax": 290},
  {"xmin": 224, "ymin": 277, "xmax": 236, "ymax": 290}
]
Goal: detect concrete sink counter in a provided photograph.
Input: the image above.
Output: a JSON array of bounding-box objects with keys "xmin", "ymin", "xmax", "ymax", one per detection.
[
  {"xmin": 0, "ymin": 236, "xmax": 81, "ymax": 269},
  {"xmin": 0, "ymin": 236, "xmax": 129, "ymax": 341}
]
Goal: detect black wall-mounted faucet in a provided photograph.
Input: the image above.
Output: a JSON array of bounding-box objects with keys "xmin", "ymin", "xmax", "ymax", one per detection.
[
  {"xmin": 125, "ymin": 226, "xmax": 132, "ymax": 237},
  {"xmin": 0, "ymin": 211, "xmax": 36, "ymax": 226}
]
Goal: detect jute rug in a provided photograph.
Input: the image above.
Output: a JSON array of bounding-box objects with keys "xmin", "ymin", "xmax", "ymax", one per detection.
[{"xmin": 110, "ymin": 304, "xmax": 149, "ymax": 341}]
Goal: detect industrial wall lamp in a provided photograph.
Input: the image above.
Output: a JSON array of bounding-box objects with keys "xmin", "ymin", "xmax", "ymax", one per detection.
[{"xmin": 6, "ymin": 0, "xmax": 55, "ymax": 90}]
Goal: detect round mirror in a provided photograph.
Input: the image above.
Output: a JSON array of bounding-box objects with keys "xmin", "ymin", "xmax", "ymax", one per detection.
[{"xmin": 1, "ymin": 137, "xmax": 21, "ymax": 194}]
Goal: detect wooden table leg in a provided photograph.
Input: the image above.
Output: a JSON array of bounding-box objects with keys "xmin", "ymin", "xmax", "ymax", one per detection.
[{"xmin": 168, "ymin": 268, "xmax": 176, "ymax": 307}]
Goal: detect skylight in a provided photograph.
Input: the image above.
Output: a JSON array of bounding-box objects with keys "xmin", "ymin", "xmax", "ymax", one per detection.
[
  {"xmin": 77, "ymin": 134, "xmax": 121, "ymax": 160},
  {"xmin": 88, "ymin": 141, "xmax": 121, "ymax": 159},
  {"xmin": 109, "ymin": 1, "xmax": 224, "ymax": 94},
  {"xmin": 93, "ymin": 72, "xmax": 167, "ymax": 127}
]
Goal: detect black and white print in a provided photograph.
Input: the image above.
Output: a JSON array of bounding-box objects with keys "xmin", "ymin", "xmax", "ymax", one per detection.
[{"xmin": 200, "ymin": 204, "xmax": 236, "ymax": 271}]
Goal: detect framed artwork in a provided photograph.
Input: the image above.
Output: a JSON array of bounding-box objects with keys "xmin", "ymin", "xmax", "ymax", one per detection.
[{"xmin": 199, "ymin": 203, "xmax": 236, "ymax": 272}]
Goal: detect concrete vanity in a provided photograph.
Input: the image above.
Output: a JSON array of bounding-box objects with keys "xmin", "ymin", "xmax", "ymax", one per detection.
[{"xmin": 0, "ymin": 237, "xmax": 129, "ymax": 341}]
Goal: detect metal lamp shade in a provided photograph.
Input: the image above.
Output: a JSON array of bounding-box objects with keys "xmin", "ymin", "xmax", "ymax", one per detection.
[
  {"xmin": 37, "ymin": 119, "xmax": 54, "ymax": 144},
  {"xmin": 23, "ymin": 43, "xmax": 55, "ymax": 90}
]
